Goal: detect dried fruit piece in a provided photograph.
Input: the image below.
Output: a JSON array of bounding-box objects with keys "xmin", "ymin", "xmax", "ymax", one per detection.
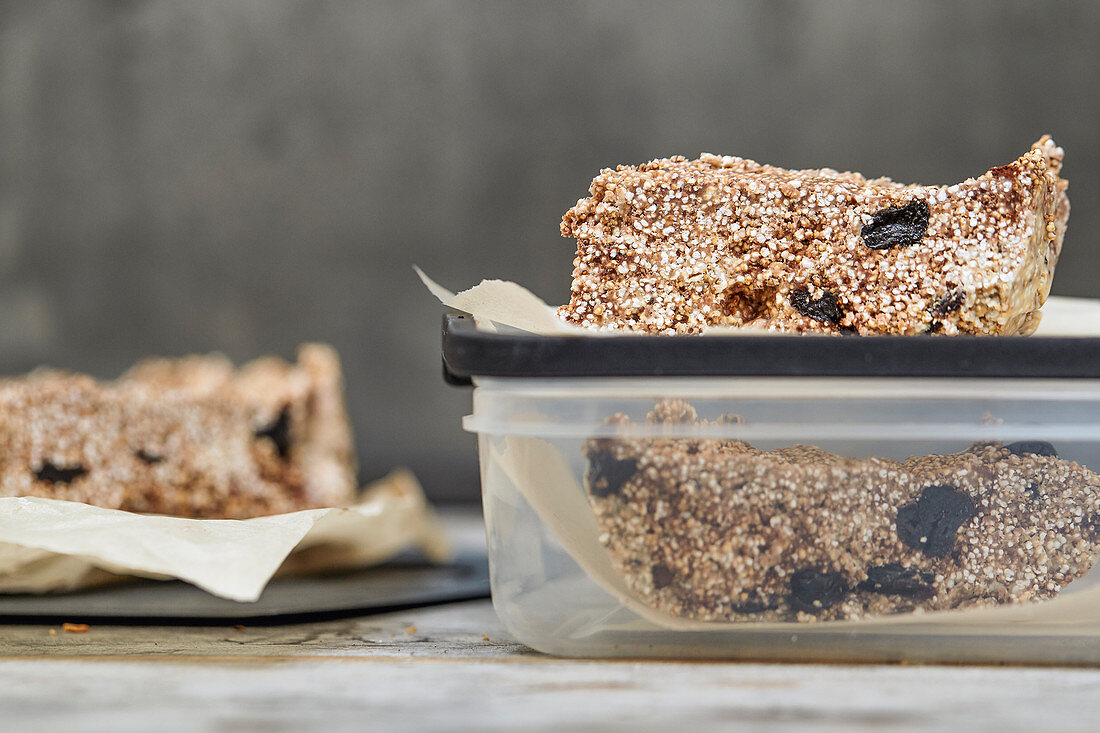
[
  {"xmin": 1006, "ymin": 440, "xmax": 1058, "ymax": 458},
  {"xmin": 789, "ymin": 288, "xmax": 841, "ymax": 324},
  {"xmin": 255, "ymin": 406, "xmax": 292, "ymax": 458},
  {"xmin": 896, "ymin": 484, "xmax": 977, "ymax": 557},
  {"xmin": 788, "ymin": 567, "xmax": 850, "ymax": 612},
  {"xmin": 858, "ymin": 563, "xmax": 934, "ymax": 600},
  {"xmin": 861, "ymin": 199, "xmax": 930, "ymax": 250},
  {"xmin": 34, "ymin": 461, "xmax": 88, "ymax": 484},
  {"xmin": 651, "ymin": 563, "xmax": 675, "ymax": 589},
  {"xmin": 933, "ymin": 290, "xmax": 964, "ymax": 316},
  {"xmin": 586, "ymin": 450, "xmax": 639, "ymax": 498}
]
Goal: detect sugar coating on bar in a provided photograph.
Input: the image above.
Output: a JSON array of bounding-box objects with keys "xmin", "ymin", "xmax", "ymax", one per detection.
[{"xmin": 560, "ymin": 137, "xmax": 1069, "ymax": 335}]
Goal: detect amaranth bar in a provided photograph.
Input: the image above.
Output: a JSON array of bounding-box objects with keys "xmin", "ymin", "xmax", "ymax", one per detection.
[
  {"xmin": 560, "ymin": 137, "xmax": 1069, "ymax": 335},
  {"xmin": 583, "ymin": 400, "xmax": 1100, "ymax": 623}
]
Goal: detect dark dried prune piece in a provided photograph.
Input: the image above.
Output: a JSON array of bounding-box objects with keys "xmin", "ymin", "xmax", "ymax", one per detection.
[
  {"xmin": 1006, "ymin": 440, "xmax": 1058, "ymax": 458},
  {"xmin": 933, "ymin": 290, "xmax": 964, "ymax": 316},
  {"xmin": 586, "ymin": 450, "xmax": 638, "ymax": 498},
  {"xmin": 255, "ymin": 406, "xmax": 291, "ymax": 458},
  {"xmin": 136, "ymin": 449, "xmax": 164, "ymax": 464},
  {"xmin": 651, "ymin": 563, "xmax": 675, "ymax": 589},
  {"xmin": 789, "ymin": 288, "xmax": 841, "ymax": 325},
  {"xmin": 34, "ymin": 461, "xmax": 88, "ymax": 484},
  {"xmin": 788, "ymin": 568, "xmax": 850, "ymax": 612},
  {"xmin": 861, "ymin": 198, "xmax": 930, "ymax": 250},
  {"xmin": 896, "ymin": 485, "xmax": 976, "ymax": 558},
  {"xmin": 857, "ymin": 563, "xmax": 934, "ymax": 601}
]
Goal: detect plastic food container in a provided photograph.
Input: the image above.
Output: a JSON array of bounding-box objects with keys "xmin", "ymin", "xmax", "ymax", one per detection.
[{"xmin": 443, "ymin": 313, "xmax": 1100, "ymax": 662}]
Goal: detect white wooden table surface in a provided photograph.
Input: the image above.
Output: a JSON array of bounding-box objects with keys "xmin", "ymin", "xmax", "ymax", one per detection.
[{"xmin": 3, "ymin": 598, "xmax": 1100, "ymax": 732}]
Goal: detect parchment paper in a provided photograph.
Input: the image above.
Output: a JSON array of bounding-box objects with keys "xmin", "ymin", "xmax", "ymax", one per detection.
[
  {"xmin": 0, "ymin": 469, "xmax": 451, "ymax": 602},
  {"xmin": 491, "ymin": 435, "xmax": 1100, "ymax": 634},
  {"xmin": 417, "ymin": 267, "xmax": 1100, "ymax": 338}
]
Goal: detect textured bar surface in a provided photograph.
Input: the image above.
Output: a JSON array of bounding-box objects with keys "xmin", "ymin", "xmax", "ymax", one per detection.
[
  {"xmin": 0, "ymin": 345, "xmax": 357, "ymax": 518},
  {"xmin": 561, "ymin": 137, "xmax": 1069, "ymax": 335},
  {"xmin": 585, "ymin": 400, "xmax": 1100, "ymax": 622}
]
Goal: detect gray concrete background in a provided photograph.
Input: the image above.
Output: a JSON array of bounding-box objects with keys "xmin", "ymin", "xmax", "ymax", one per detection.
[{"xmin": 1, "ymin": 1, "xmax": 1098, "ymax": 501}]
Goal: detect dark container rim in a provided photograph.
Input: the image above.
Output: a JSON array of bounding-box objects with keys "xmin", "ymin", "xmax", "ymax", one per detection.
[{"xmin": 440, "ymin": 313, "xmax": 1100, "ymax": 385}]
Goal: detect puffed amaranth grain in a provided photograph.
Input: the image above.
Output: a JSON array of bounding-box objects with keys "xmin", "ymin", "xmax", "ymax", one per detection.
[
  {"xmin": 0, "ymin": 344, "xmax": 357, "ymax": 518},
  {"xmin": 561, "ymin": 137, "xmax": 1069, "ymax": 335},
  {"xmin": 584, "ymin": 401, "xmax": 1100, "ymax": 622}
]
